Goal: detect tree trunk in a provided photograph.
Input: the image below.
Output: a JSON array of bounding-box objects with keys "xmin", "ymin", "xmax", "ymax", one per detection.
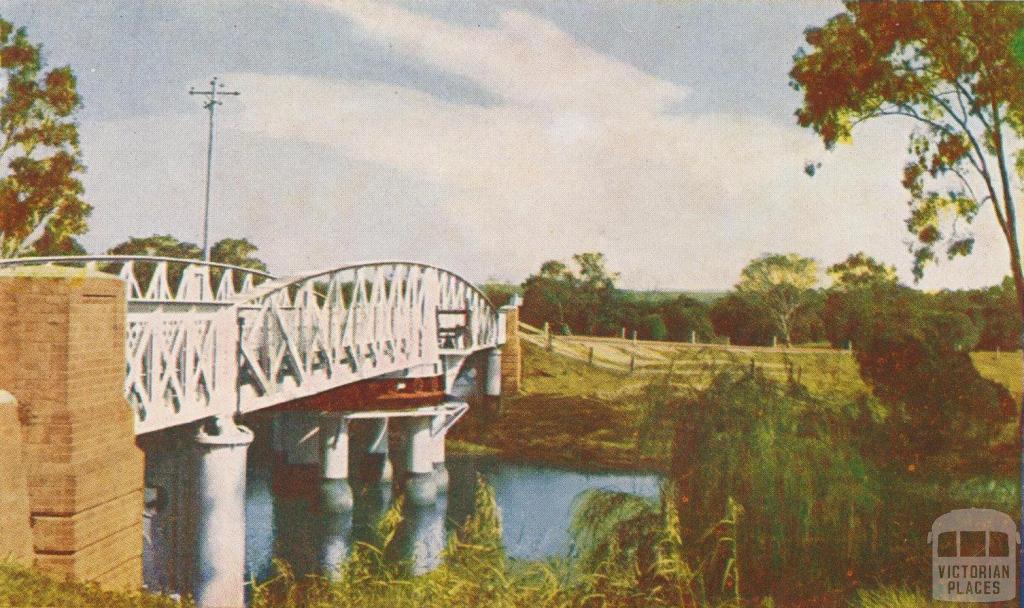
[
  {"xmin": 1003, "ymin": 239, "xmax": 1024, "ymax": 602},
  {"xmin": 779, "ymin": 313, "xmax": 792, "ymax": 347},
  {"xmin": 1014, "ymin": 272, "xmax": 1024, "ymax": 603}
]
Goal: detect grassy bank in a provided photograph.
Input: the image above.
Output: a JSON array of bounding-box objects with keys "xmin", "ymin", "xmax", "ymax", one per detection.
[
  {"xmin": 0, "ymin": 559, "xmax": 970, "ymax": 608},
  {"xmin": 452, "ymin": 340, "xmax": 669, "ymax": 472},
  {"xmin": 0, "ymin": 562, "xmax": 181, "ymax": 608},
  {"xmin": 452, "ymin": 330, "xmax": 1022, "ymax": 473}
]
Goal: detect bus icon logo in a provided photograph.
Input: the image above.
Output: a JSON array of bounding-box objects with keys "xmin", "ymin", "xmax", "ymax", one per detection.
[{"xmin": 929, "ymin": 509, "xmax": 1019, "ymax": 602}]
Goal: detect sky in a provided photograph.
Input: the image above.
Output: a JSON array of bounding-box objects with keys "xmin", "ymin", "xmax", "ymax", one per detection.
[{"xmin": 1, "ymin": 0, "xmax": 1012, "ymax": 290}]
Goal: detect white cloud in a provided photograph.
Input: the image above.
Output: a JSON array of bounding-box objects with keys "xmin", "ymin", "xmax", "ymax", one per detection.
[{"xmin": 80, "ymin": 1, "xmax": 1009, "ymax": 290}]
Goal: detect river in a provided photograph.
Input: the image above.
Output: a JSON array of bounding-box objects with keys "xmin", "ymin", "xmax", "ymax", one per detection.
[
  {"xmin": 142, "ymin": 421, "xmax": 661, "ymax": 595},
  {"xmin": 242, "ymin": 453, "xmax": 663, "ymax": 581}
]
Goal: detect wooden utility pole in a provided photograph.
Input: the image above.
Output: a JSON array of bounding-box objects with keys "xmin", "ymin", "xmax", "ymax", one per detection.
[{"xmin": 189, "ymin": 77, "xmax": 240, "ymax": 261}]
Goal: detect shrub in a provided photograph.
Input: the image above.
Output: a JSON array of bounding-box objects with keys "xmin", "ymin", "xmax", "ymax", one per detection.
[
  {"xmin": 670, "ymin": 365, "xmax": 884, "ymax": 602},
  {"xmin": 830, "ymin": 283, "xmax": 1014, "ymax": 474}
]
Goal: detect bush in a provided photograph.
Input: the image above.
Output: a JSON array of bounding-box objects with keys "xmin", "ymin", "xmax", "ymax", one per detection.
[
  {"xmin": 0, "ymin": 561, "xmax": 183, "ymax": 608},
  {"xmin": 640, "ymin": 313, "xmax": 668, "ymax": 341},
  {"xmin": 709, "ymin": 293, "xmax": 776, "ymax": 345},
  {"xmin": 670, "ymin": 366, "xmax": 884, "ymax": 602},
  {"xmin": 661, "ymin": 295, "xmax": 714, "ymax": 342},
  {"xmin": 829, "ymin": 283, "xmax": 1014, "ymax": 474}
]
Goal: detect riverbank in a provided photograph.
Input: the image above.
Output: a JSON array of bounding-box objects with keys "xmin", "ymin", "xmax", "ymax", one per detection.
[
  {"xmin": 0, "ymin": 552, "xmax": 946, "ymax": 608},
  {"xmin": 450, "ymin": 338, "xmax": 1022, "ymax": 474},
  {"xmin": 450, "ymin": 340, "xmax": 670, "ymax": 473}
]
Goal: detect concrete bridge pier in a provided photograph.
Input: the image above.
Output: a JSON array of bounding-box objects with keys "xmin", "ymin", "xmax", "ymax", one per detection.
[
  {"xmin": 319, "ymin": 414, "xmax": 353, "ymax": 512},
  {"xmin": 486, "ymin": 347, "xmax": 503, "ymax": 399},
  {"xmin": 430, "ymin": 416, "xmax": 449, "ymax": 494},
  {"xmin": 194, "ymin": 415, "xmax": 253, "ymax": 608},
  {"xmin": 401, "ymin": 416, "xmax": 438, "ymax": 506}
]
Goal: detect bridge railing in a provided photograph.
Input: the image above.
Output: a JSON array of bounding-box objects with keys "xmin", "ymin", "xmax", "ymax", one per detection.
[
  {"xmin": 0, "ymin": 256, "xmax": 499, "ymax": 433},
  {"xmin": 0, "ymin": 256, "xmax": 277, "ymax": 432},
  {"xmin": 0, "ymin": 255, "xmax": 277, "ymax": 303},
  {"xmin": 231, "ymin": 261, "xmax": 498, "ymax": 413}
]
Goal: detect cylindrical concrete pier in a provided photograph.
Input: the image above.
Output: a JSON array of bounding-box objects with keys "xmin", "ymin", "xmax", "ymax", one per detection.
[
  {"xmin": 486, "ymin": 348, "xmax": 502, "ymax": 397},
  {"xmin": 320, "ymin": 414, "xmax": 353, "ymax": 512},
  {"xmin": 194, "ymin": 416, "xmax": 254, "ymax": 608},
  {"xmin": 317, "ymin": 507, "xmax": 353, "ymax": 578},
  {"xmin": 402, "ymin": 416, "xmax": 437, "ymax": 506},
  {"xmin": 321, "ymin": 414, "xmax": 350, "ymax": 480},
  {"xmin": 430, "ymin": 418, "xmax": 449, "ymax": 494}
]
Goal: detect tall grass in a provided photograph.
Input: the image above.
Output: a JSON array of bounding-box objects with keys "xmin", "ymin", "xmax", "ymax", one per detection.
[
  {"xmin": 569, "ymin": 485, "xmax": 745, "ymax": 607},
  {"xmin": 0, "ymin": 475, "xmax": 982, "ymax": 607},
  {"xmin": 245, "ymin": 476, "xmax": 761, "ymax": 608}
]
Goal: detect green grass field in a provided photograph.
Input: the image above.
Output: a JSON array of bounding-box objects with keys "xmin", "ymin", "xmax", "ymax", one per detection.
[
  {"xmin": 453, "ymin": 326, "xmax": 1022, "ymax": 472},
  {"xmin": 971, "ymin": 349, "xmax": 1022, "ymax": 402},
  {"xmin": 522, "ymin": 322, "xmax": 1021, "ymax": 401}
]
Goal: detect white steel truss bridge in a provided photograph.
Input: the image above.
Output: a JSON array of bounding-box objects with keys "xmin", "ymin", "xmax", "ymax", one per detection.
[{"xmin": 0, "ymin": 256, "xmax": 504, "ymax": 434}]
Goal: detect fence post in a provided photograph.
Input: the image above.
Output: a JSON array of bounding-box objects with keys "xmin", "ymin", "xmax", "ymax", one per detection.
[
  {"xmin": 629, "ymin": 354, "xmax": 636, "ymax": 374},
  {"xmin": 621, "ymin": 326, "xmax": 626, "ymax": 339},
  {"xmin": 772, "ymin": 335, "xmax": 777, "ymax": 348},
  {"xmin": 546, "ymin": 331, "xmax": 553, "ymax": 352},
  {"xmin": 691, "ymin": 330, "xmax": 696, "ymax": 344},
  {"xmin": 588, "ymin": 347, "xmax": 595, "ymax": 367},
  {"xmin": 632, "ymin": 330, "xmax": 637, "ymax": 346}
]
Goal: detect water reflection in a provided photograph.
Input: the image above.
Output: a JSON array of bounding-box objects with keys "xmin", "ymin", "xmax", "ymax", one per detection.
[
  {"xmin": 390, "ymin": 493, "xmax": 448, "ymax": 575},
  {"xmin": 147, "ymin": 450, "xmax": 661, "ymax": 593},
  {"xmin": 351, "ymin": 481, "xmax": 392, "ymax": 549},
  {"xmin": 317, "ymin": 504, "xmax": 353, "ymax": 577}
]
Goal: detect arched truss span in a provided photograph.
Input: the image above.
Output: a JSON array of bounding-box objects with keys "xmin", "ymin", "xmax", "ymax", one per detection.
[{"xmin": 0, "ymin": 256, "xmax": 500, "ymax": 433}]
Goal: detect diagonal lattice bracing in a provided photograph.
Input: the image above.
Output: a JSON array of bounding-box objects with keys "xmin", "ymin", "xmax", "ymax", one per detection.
[{"xmin": 0, "ymin": 257, "xmax": 500, "ymax": 434}]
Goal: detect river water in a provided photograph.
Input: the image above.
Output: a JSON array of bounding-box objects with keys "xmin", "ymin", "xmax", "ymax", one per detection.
[
  {"xmin": 241, "ymin": 453, "xmax": 662, "ymax": 582},
  {"xmin": 142, "ymin": 417, "xmax": 661, "ymax": 596}
]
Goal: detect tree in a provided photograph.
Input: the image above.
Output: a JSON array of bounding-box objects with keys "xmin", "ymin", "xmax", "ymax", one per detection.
[
  {"xmin": 736, "ymin": 253, "xmax": 820, "ymax": 345},
  {"xmin": 520, "ymin": 253, "xmax": 621, "ymax": 336},
  {"xmin": 827, "ymin": 252, "xmax": 898, "ymax": 290},
  {"xmin": 971, "ymin": 277, "xmax": 1022, "ymax": 350},
  {"xmin": 107, "ymin": 234, "xmax": 201, "ymax": 259},
  {"xmin": 571, "ymin": 252, "xmax": 619, "ymax": 335},
  {"xmin": 793, "ymin": 3, "xmax": 1024, "ymax": 294},
  {"xmin": 639, "ymin": 313, "xmax": 668, "ymax": 341},
  {"xmin": 521, "ymin": 260, "xmax": 574, "ymax": 331},
  {"xmin": 107, "ymin": 234, "xmax": 268, "ymax": 289},
  {"xmin": 709, "ymin": 292, "xmax": 776, "ymax": 346},
  {"xmin": 209, "ymin": 237, "xmax": 269, "ymax": 273},
  {"xmin": 791, "ymin": 3, "xmax": 1024, "ymax": 563},
  {"xmin": 480, "ymin": 281, "xmax": 520, "ymax": 308},
  {"xmin": 839, "ymin": 282, "xmax": 1010, "ymax": 472},
  {"xmin": 0, "ymin": 18, "xmax": 88, "ymax": 257},
  {"xmin": 661, "ymin": 295, "xmax": 714, "ymax": 343}
]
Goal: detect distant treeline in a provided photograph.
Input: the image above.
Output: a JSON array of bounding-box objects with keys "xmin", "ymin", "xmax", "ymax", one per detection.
[{"xmin": 483, "ymin": 252, "xmax": 1021, "ymax": 351}]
